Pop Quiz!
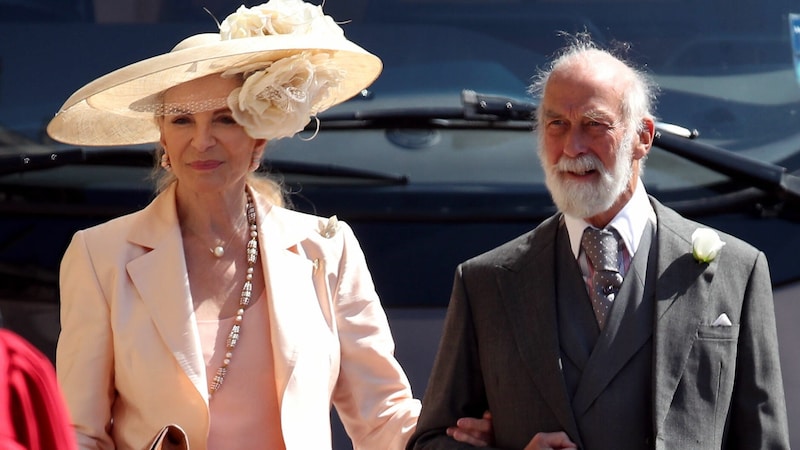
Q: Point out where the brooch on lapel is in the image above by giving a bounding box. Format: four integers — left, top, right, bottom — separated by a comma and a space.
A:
312, 216, 339, 275
318, 215, 340, 239
691, 227, 725, 263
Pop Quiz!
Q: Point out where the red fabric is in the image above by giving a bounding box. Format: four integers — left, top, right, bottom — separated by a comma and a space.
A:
0, 329, 77, 450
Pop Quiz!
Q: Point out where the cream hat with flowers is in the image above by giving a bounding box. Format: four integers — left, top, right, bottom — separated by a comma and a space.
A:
46, 0, 382, 146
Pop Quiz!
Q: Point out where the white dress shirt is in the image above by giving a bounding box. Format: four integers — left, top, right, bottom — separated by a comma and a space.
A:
564, 178, 657, 281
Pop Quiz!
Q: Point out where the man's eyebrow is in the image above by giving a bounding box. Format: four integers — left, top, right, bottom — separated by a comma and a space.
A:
540, 108, 617, 126
584, 109, 614, 121
585, 110, 624, 128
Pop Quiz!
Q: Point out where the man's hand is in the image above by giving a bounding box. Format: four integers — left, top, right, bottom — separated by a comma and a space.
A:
447, 411, 493, 447
524, 431, 577, 450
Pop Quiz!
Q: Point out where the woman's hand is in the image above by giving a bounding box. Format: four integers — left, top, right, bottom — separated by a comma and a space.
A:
447, 411, 494, 447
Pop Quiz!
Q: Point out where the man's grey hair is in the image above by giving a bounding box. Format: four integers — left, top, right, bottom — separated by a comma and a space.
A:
528, 32, 659, 135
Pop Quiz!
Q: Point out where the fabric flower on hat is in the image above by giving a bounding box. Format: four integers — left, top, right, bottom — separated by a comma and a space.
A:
218, 0, 345, 139
226, 52, 342, 140
691, 227, 725, 263
220, 0, 343, 39
219, 5, 269, 39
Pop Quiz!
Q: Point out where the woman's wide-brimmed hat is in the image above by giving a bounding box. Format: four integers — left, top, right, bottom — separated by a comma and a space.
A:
46, 0, 383, 146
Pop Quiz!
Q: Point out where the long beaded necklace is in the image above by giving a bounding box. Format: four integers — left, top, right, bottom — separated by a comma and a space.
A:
208, 191, 258, 398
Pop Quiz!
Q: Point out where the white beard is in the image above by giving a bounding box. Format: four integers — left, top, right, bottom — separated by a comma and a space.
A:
541, 130, 635, 219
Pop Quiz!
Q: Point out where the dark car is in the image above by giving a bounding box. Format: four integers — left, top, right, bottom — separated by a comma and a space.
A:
1, 0, 799, 447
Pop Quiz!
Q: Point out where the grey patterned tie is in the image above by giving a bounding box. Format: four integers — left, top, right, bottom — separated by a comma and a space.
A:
581, 227, 623, 330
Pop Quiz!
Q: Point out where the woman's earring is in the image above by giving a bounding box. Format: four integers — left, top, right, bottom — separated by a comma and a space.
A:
161, 153, 172, 171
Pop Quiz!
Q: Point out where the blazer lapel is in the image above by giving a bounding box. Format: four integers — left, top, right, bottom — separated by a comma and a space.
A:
650, 199, 718, 434
123, 185, 327, 439
497, 214, 581, 442
251, 192, 322, 411
125, 185, 209, 400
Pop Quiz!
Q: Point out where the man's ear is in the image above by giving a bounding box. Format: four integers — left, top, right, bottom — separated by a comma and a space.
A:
634, 118, 655, 160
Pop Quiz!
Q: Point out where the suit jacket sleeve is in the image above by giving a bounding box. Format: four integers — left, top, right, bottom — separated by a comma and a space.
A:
407, 263, 493, 450
56, 231, 116, 450
329, 223, 421, 450
726, 251, 789, 449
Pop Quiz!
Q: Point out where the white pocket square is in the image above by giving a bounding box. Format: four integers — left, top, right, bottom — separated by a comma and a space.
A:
711, 313, 733, 327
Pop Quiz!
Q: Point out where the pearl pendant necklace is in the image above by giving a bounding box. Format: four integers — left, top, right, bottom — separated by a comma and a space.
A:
209, 191, 258, 398
209, 207, 247, 259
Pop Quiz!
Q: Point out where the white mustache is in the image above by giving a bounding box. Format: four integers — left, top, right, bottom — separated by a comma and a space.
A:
554, 154, 604, 175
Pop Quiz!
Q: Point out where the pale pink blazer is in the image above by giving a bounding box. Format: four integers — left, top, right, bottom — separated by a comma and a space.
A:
56, 183, 420, 450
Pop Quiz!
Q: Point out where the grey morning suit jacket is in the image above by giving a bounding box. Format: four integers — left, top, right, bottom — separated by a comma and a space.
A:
408, 197, 790, 450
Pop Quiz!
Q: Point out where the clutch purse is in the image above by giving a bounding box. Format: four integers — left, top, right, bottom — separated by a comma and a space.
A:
149, 424, 189, 450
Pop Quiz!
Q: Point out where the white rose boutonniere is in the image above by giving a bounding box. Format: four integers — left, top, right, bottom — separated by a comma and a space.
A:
319, 215, 340, 239
691, 228, 725, 263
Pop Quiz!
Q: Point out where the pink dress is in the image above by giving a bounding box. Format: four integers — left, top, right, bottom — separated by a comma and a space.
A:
197, 292, 285, 449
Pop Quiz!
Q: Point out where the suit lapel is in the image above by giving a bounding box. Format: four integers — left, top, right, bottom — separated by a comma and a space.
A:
555, 223, 598, 377
125, 185, 209, 399
572, 221, 656, 415
650, 199, 718, 433
497, 214, 581, 442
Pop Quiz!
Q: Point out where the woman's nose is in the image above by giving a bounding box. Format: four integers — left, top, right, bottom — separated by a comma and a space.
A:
191, 122, 216, 149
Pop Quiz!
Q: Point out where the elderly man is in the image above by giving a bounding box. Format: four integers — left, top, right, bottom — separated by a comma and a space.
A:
407, 35, 790, 450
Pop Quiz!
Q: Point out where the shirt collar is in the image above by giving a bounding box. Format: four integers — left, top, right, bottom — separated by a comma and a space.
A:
564, 178, 657, 259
